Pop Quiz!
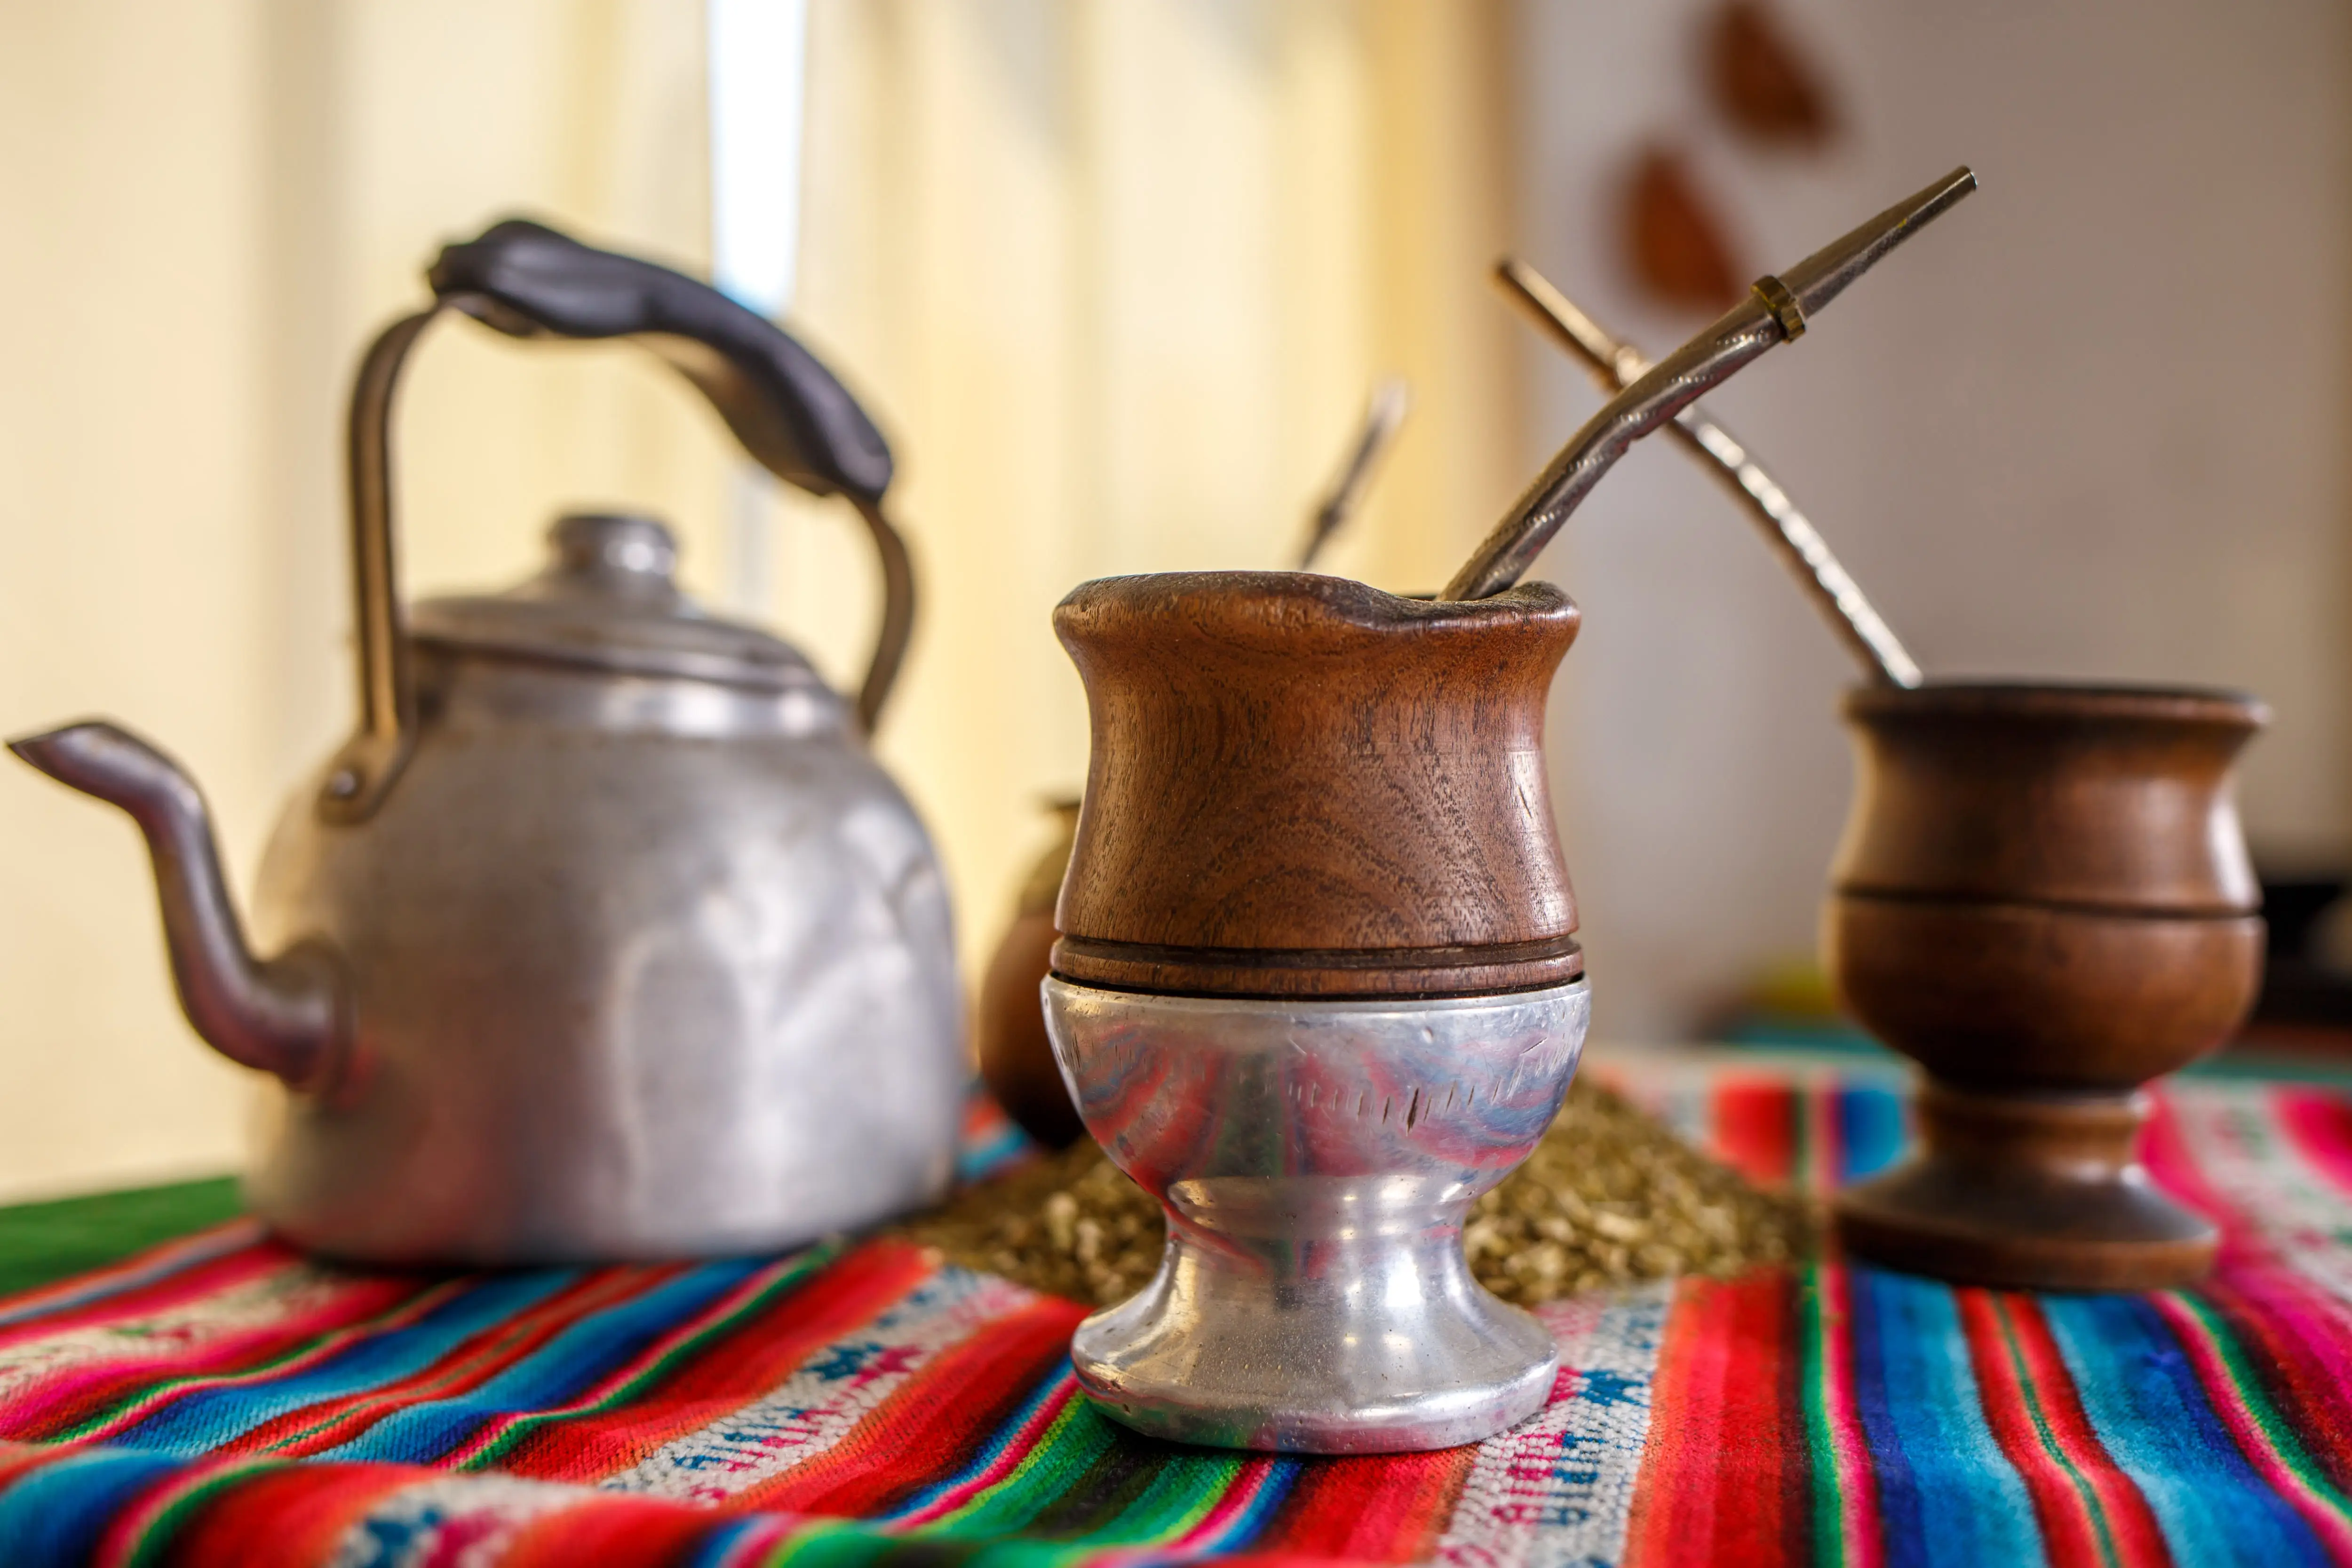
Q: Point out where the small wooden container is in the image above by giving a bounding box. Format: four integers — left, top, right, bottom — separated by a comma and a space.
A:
1828, 682, 2267, 1291
1049, 571, 1584, 999
976, 800, 1084, 1148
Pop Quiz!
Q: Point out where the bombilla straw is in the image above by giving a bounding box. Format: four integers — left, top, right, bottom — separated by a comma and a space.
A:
1494, 259, 1922, 687
1440, 165, 1976, 601
1297, 378, 1410, 570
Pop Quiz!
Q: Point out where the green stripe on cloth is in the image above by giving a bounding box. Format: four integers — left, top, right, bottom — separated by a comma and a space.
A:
0, 1177, 240, 1296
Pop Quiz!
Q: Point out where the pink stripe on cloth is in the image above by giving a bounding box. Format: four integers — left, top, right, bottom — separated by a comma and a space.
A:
1811, 1263, 1885, 1568
0, 1233, 291, 1349
0, 1221, 269, 1331
2273, 1089, 2352, 1204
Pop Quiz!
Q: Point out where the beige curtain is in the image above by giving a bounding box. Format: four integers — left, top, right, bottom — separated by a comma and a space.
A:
0, 0, 1518, 1201
781, 0, 1522, 991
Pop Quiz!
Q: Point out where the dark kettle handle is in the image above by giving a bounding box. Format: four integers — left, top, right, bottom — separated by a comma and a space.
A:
326, 221, 915, 820
428, 219, 891, 505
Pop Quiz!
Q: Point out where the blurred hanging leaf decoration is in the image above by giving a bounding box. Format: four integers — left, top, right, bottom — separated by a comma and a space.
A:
1706, 0, 1838, 149
1615, 2, 1842, 315
1621, 144, 1744, 314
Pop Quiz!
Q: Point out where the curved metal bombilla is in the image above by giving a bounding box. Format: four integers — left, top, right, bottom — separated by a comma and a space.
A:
1296, 378, 1410, 570
1441, 165, 1977, 602
1493, 258, 1922, 687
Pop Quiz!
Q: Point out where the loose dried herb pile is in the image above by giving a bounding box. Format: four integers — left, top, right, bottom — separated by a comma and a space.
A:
1464, 1077, 1812, 1300
898, 1077, 1813, 1306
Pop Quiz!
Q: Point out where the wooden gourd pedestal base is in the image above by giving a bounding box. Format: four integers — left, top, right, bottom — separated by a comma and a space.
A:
1835, 1078, 2214, 1292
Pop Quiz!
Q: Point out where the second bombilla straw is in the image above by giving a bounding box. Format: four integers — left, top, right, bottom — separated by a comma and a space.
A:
1298, 378, 1410, 570
1440, 166, 1976, 602
1494, 259, 1922, 688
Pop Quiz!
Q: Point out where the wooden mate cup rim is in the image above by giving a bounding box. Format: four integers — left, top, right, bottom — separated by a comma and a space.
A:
1844, 678, 2268, 731
1049, 570, 1583, 1000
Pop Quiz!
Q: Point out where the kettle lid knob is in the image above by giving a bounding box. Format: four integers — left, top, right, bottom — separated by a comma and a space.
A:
549, 512, 679, 586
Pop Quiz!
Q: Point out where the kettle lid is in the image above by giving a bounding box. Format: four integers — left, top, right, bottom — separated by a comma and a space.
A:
409, 512, 828, 695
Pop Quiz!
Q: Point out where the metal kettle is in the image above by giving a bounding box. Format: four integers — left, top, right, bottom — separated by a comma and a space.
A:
9, 220, 962, 1264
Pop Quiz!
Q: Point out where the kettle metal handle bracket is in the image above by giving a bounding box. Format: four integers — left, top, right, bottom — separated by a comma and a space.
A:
320, 222, 917, 823
319, 307, 437, 823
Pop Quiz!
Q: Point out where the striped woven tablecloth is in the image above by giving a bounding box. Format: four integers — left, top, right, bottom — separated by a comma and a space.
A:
0, 1052, 2348, 1567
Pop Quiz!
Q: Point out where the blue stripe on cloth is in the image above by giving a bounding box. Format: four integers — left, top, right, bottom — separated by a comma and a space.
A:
1198, 1461, 1300, 1554
0, 1446, 187, 1567
682, 1515, 775, 1568
2042, 1293, 2331, 1567
309, 1258, 769, 1464
1836, 1083, 1908, 1184
958, 1123, 1035, 1185
103, 1269, 582, 1454
1848, 1265, 2045, 1568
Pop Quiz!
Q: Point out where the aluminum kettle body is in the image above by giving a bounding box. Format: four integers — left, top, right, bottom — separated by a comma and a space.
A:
240, 647, 961, 1263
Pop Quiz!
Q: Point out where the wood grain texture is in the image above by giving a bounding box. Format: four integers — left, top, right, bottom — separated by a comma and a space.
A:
1827, 680, 2267, 1291
1827, 897, 2264, 1090
1833, 682, 2267, 913
1049, 572, 1582, 999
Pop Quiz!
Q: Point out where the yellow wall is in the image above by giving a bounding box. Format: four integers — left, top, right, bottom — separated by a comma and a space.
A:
0, 1, 278, 1198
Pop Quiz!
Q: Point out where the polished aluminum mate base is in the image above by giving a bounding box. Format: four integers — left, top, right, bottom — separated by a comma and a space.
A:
1043, 977, 1590, 1453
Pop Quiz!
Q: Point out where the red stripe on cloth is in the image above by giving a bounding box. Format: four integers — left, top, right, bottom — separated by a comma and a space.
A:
1956, 1290, 2169, 1568
1261, 1443, 1474, 1562
0, 1221, 267, 1329
1623, 1272, 1808, 1565
739, 1291, 1088, 1517
471, 1242, 936, 1479
1211, 1553, 1408, 1568
497, 1496, 727, 1567
1999, 1297, 2172, 1566
0, 1241, 296, 1352
2137, 1092, 2230, 1232
1711, 1078, 1800, 1188
1621, 1279, 1717, 1562
140, 1459, 420, 1568
2273, 1090, 2352, 1201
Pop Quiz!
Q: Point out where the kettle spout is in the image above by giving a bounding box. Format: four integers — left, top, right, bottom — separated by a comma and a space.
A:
8, 722, 344, 1088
